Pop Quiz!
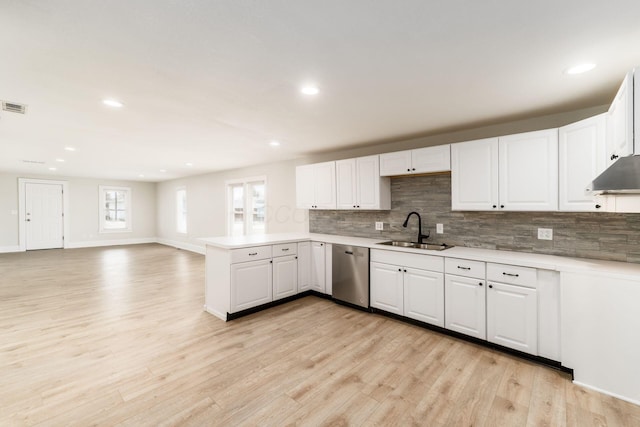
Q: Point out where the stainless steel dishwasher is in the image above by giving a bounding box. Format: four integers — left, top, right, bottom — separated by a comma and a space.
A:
332, 244, 370, 308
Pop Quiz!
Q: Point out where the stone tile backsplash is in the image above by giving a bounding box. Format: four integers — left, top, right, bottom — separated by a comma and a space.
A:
309, 174, 640, 263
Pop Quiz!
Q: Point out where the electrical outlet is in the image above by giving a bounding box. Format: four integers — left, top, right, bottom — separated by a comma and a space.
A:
436, 223, 444, 234
375, 221, 384, 231
537, 228, 553, 240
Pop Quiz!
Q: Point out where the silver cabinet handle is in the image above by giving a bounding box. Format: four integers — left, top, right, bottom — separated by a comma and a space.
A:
248, 252, 258, 256
282, 248, 289, 251
502, 272, 519, 277
457, 266, 471, 270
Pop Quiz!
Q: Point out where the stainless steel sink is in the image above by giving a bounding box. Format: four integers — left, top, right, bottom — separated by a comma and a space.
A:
378, 241, 453, 251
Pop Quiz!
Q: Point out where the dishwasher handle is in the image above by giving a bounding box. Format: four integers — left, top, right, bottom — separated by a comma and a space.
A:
344, 250, 354, 255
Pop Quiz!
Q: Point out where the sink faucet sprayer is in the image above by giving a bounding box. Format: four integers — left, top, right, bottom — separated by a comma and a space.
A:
403, 211, 430, 244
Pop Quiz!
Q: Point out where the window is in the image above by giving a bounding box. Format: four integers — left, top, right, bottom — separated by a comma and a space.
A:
99, 186, 132, 233
226, 177, 266, 237
176, 187, 187, 234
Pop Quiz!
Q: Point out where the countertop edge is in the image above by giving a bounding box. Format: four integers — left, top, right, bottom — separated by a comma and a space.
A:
199, 233, 640, 280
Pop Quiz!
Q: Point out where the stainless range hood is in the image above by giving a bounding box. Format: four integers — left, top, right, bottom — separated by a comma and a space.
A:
591, 155, 640, 194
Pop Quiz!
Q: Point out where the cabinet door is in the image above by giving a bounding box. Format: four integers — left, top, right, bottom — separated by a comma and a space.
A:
370, 262, 404, 315
559, 114, 607, 212
607, 70, 634, 165
404, 268, 444, 327
445, 275, 486, 339
487, 281, 537, 355
314, 162, 337, 209
336, 159, 357, 209
297, 242, 311, 291
295, 165, 315, 209
356, 155, 381, 209
499, 129, 558, 211
412, 145, 451, 173
311, 241, 326, 293
273, 255, 298, 300
379, 150, 412, 176
230, 259, 273, 313
451, 138, 499, 211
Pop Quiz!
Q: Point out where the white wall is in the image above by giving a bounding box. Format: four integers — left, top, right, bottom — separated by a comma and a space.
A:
156, 159, 307, 253
0, 173, 156, 251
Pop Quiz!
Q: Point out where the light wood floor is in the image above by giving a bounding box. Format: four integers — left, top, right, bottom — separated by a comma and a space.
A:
1, 244, 639, 426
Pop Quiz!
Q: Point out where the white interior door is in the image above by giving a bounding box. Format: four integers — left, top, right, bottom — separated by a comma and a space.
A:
25, 183, 64, 250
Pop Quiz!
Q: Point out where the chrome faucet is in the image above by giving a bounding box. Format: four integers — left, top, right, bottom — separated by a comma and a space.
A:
403, 211, 430, 244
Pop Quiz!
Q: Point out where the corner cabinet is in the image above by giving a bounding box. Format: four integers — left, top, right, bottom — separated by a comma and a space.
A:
336, 155, 390, 210
379, 145, 451, 176
559, 113, 607, 212
451, 129, 558, 211
295, 161, 336, 209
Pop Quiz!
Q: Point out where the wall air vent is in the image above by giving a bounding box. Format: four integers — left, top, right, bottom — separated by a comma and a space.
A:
2, 101, 27, 114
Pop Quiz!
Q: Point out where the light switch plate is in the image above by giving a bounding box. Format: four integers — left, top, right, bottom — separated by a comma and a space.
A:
375, 222, 384, 231
436, 223, 443, 234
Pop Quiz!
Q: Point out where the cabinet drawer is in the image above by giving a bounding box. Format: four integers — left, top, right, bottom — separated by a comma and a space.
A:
231, 245, 272, 264
272, 243, 297, 257
445, 258, 486, 279
487, 263, 536, 288
371, 249, 443, 272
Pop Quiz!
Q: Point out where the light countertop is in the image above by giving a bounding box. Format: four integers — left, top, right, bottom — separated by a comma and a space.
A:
200, 233, 640, 280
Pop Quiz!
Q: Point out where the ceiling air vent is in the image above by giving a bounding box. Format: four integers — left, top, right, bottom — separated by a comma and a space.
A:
2, 101, 27, 114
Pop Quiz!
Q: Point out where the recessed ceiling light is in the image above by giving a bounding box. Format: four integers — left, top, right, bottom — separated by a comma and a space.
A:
301, 86, 319, 95
185, 162, 193, 167
64, 146, 76, 152
48, 167, 57, 171
269, 140, 281, 147
159, 169, 167, 173
138, 174, 145, 178
565, 63, 597, 75
55, 158, 65, 162
103, 99, 124, 108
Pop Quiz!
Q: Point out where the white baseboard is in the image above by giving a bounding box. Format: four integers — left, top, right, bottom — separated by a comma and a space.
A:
65, 237, 157, 249
204, 305, 227, 321
572, 381, 640, 407
0, 245, 22, 254
156, 238, 205, 255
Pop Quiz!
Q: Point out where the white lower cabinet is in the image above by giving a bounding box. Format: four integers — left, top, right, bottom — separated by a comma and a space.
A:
444, 274, 486, 339
486, 263, 538, 355
273, 255, 298, 300
370, 262, 404, 315
487, 281, 537, 354
230, 259, 273, 313
370, 249, 445, 327
297, 242, 311, 292
404, 268, 445, 327
311, 241, 326, 293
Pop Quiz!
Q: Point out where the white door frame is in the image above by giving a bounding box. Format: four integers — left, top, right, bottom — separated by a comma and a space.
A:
18, 178, 70, 251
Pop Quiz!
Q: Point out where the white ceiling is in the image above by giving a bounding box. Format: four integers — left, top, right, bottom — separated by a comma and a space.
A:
1, 0, 640, 182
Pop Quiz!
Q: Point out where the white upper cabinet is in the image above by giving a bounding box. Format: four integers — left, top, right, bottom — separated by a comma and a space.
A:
451, 138, 499, 210
606, 70, 635, 165
559, 114, 607, 212
379, 145, 451, 176
452, 129, 558, 211
499, 129, 558, 211
336, 155, 390, 210
295, 161, 336, 209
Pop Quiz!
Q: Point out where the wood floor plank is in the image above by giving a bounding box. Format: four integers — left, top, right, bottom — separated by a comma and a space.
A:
2, 244, 640, 426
